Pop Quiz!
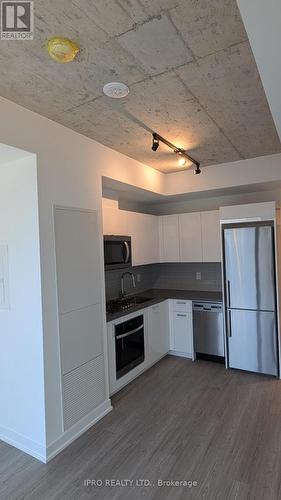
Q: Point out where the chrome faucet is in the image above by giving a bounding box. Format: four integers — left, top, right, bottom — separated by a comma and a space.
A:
121, 272, 136, 298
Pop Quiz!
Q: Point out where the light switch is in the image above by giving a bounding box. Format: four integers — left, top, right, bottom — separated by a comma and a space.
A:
196, 272, 202, 281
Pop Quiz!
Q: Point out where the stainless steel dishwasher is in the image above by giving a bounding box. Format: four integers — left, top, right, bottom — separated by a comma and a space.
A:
193, 302, 224, 362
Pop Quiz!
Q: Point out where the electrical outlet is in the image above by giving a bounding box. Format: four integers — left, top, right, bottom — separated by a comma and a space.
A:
137, 274, 141, 283
196, 272, 202, 281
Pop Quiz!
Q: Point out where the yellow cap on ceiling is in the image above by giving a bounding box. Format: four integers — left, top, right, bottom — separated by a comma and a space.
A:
47, 37, 80, 63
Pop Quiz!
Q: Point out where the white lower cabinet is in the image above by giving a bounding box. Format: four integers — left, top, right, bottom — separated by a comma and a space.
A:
170, 300, 194, 359
172, 312, 193, 357
107, 299, 194, 394
147, 301, 170, 364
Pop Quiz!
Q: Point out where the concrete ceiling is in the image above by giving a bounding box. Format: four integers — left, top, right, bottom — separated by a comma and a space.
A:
0, 0, 280, 173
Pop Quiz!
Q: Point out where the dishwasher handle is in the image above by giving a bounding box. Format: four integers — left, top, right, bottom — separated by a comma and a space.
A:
193, 302, 222, 312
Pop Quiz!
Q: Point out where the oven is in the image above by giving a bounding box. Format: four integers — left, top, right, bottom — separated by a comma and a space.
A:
115, 314, 145, 379
104, 235, 132, 270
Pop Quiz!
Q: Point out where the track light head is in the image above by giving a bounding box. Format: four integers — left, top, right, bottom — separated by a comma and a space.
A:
152, 133, 159, 152
178, 157, 186, 167
150, 131, 200, 172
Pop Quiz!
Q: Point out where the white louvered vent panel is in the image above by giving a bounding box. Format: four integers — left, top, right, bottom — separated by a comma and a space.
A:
62, 355, 105, 430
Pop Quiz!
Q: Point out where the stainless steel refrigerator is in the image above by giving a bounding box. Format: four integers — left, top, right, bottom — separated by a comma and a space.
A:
222, 222, 279, 376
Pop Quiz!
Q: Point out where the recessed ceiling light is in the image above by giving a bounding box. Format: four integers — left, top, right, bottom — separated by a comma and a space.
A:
103, 82, 130, 99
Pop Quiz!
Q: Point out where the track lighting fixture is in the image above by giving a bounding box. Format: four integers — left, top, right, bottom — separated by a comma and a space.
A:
151, 132, 201, 173
152, 133, 160, 152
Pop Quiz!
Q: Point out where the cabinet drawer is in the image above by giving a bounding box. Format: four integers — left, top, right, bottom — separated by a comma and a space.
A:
173, 299, 192, 313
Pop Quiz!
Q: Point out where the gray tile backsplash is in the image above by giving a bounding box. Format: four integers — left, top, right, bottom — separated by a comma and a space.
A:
151, 263, 222, 292
105, 265, 154, 300
105, 262, 222, 301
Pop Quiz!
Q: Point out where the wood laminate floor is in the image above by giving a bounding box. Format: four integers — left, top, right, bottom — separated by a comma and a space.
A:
1, 356, 281, 500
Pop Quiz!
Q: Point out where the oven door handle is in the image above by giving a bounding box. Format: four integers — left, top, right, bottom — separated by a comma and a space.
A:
116, 325, 143, 340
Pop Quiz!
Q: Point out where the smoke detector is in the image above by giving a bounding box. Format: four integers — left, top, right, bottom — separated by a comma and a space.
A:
103, 82, 130, 99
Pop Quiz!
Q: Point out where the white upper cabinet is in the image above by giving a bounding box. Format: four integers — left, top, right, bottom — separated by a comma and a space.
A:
201, 210, 221, 262
103, 201, 221, 265
102, 206, 129, 236
126, 211, 159, 266
179, 212, 202, 262
103, 205, 159, 266
159, 215, 180, 262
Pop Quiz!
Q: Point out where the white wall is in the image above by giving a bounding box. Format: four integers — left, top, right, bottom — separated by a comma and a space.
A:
164, 154, 281, 196
0, 154, 45, 459
0, 96, 165, 454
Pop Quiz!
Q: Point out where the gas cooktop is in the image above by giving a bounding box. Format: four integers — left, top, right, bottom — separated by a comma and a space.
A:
106, 298, 134, 314
106, 295, 153, 314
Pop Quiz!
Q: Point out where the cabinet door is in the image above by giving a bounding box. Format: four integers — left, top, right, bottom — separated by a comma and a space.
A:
179, 212, 202, 262
159, 215, 180, 262
127, 212, 159, 266
148, 301, 170, 362
173, 311, 193, 357
102, 207, 129, 236
54, 207, 104, 372
201, 210, 221, 262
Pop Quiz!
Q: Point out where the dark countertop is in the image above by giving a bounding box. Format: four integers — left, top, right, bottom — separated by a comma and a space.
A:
106, 288, 223, 322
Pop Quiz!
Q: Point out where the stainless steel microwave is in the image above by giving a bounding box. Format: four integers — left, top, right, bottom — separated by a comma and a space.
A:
104, 235, 132, 270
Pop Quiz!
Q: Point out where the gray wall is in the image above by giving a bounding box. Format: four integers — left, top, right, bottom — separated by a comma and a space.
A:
105, 262, 222, 301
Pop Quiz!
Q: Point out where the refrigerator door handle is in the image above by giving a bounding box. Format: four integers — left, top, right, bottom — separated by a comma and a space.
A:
226, 280, 231, 308
227, 309, 232, 337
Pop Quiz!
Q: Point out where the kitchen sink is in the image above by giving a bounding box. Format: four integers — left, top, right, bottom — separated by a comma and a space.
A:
130, 296, 153, 305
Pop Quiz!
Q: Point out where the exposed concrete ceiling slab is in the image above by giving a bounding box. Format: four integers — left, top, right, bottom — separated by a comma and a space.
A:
170, 0, 248, 58
0, 0, 279, 173
237, 0, 281, 140
176, 42, 281, 158
117, 14, 193, 75
134, 0, 179, 18
55, 71, 241, 173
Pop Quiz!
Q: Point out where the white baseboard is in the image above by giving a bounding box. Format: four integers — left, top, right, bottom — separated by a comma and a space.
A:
0, 399, 112, 464
46, 399, 112, 462
0, 425, 46, 462
169, 350, 193, 359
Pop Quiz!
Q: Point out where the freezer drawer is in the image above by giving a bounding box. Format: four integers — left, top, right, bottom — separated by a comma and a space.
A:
227, 309, 278, 376
193, 302, 224, 357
